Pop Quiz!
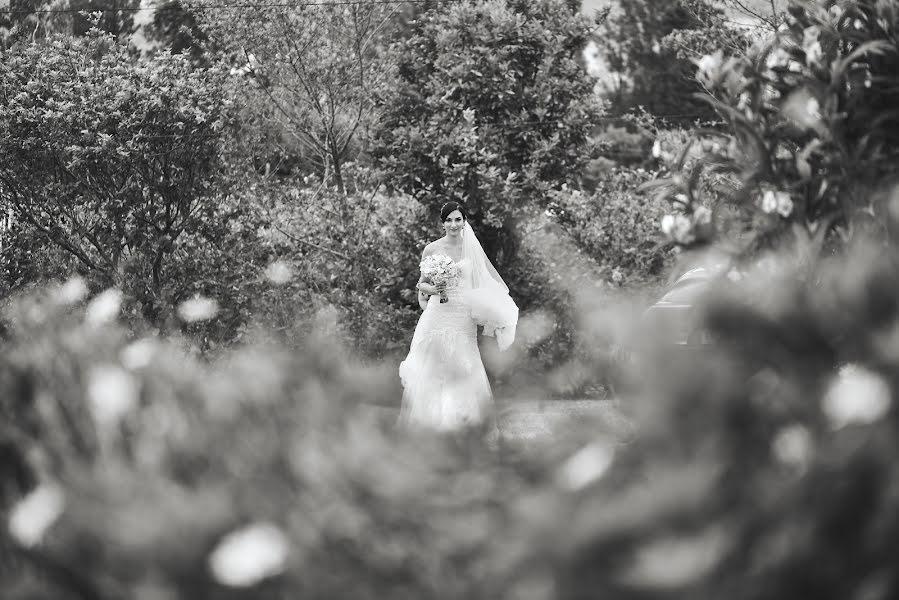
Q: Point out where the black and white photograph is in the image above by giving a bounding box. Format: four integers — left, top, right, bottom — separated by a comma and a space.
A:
2, 0, 899, 597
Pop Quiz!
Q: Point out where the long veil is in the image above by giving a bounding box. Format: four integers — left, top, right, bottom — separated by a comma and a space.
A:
461, 222, 519, 350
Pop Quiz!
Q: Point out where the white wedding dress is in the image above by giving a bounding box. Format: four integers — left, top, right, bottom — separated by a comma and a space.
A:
398, 257, 494, 430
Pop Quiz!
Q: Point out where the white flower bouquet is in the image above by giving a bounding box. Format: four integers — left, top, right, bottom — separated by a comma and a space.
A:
420, 254, 461, 303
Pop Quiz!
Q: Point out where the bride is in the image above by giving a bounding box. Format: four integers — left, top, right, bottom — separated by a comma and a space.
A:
398, 201, 518, 431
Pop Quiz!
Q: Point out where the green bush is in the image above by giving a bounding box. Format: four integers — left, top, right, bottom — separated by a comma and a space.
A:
5, 205, 899, 599
651, 0, 899, 258
549, 168, 674, 284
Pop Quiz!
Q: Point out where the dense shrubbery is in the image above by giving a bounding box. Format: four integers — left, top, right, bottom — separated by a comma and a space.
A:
548, 168, 674, 284
4, 202, 899, 598
652, 0, 899, 258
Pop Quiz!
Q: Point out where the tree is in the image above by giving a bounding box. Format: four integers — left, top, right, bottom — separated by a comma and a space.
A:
372, 0, 604, 261
0, 32, 234, 317
596, 0, 736, 123
189, 0, 398, 194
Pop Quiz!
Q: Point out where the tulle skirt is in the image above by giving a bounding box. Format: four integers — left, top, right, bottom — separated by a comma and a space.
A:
398, 293, 493, 431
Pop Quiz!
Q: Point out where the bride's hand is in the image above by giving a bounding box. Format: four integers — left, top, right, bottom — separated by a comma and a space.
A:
417, 282, 439, 295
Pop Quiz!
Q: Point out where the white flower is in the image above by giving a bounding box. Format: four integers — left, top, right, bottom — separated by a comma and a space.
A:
85, 288, 123, 326
9, 485, 65, 547
765, 47, 791, 70
177, 296, 219, 323
771, 424, 813, 469
661, 214, 676, 237
822, 364, 892, 429
693, 206, 712, 225
805, 36, 824, 67
696, 52, 722, 79
120, 338, 158, 370
651, 139, 662, 158
805, 98, 822, 121
761, 190, 779, 214
556, 440, 614, 491
775, 192, 794, 217
661, 213, 694, 245
209, 522, 289, 587
57, 277, 88, 306
87, 365, 138, 429
611, 268, 624, 284
651, 40, 661, 54
264, 260, 293, 285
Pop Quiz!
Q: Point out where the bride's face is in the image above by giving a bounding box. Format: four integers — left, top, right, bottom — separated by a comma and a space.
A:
443, 210, 464, 238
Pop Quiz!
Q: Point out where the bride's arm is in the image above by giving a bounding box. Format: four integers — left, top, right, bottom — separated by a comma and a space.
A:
416, 245, 438, 309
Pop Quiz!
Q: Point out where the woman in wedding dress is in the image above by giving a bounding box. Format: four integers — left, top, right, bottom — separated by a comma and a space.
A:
398, 202, 518, 431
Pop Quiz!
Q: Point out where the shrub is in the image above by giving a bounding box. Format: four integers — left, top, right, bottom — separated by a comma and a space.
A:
650, 0, 899, 259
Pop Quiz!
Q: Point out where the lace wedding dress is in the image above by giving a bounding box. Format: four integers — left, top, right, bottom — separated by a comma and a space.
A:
398, 257, 494, 430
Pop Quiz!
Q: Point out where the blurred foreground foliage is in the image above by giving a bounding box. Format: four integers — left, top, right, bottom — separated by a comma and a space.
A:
3, 214, 899, 598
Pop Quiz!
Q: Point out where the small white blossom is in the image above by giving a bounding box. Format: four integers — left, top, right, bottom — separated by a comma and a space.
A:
765, 47, 791, 70
805, 98, 822, 121
651, 139, 662, 158
661, 213, 694, 245
57, 277, 88, 306
8, 485, 65, 547
823, 364, 892, 429
693, 206, 712, 225
177, 296, 219, 323
772, 424, 813, 469
209, 522, 289, 587
726, 268, 743, 282
696, 52, 722, 77
87, 365, 139, 430
557, 440, 614, 491
761, 190, 779, 214
120, 338, 158, 370
776, 192, 794, 217
264, 260, 294, 285
85, 288, 123, 326
807, 41, 823, 65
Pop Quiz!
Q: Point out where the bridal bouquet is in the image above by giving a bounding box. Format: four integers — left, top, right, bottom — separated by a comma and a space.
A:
420, 254, 460, 304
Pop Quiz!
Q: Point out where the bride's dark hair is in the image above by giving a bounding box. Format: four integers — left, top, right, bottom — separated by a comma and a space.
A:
440, 201, 467, 222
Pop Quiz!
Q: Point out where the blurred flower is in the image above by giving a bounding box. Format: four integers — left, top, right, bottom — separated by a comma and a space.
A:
121, 338, 158, 370
693, 206, 712, 226
209, 522, 289, 587
620, 528, 728, 588
771, 424, 813, 469
264, 260, 294, 285
776, 192, 794, 217
761, 190, 791, 215
765, 47, 791, 70
726, 268, 743, 282
822, 364, 892, 429
177, 295, 219, 323
782, 88, 824, 130
611, 267, 624, 284
57, 276, 88, 305
803, 27, 824, 67
661, 213, 694, 245
651, 139, 662, 158
85, 288, 123, 326
556, 440, 614, 491
696, 51, 723, 87
8, 485, 65, 547
87, 365, 139, 430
